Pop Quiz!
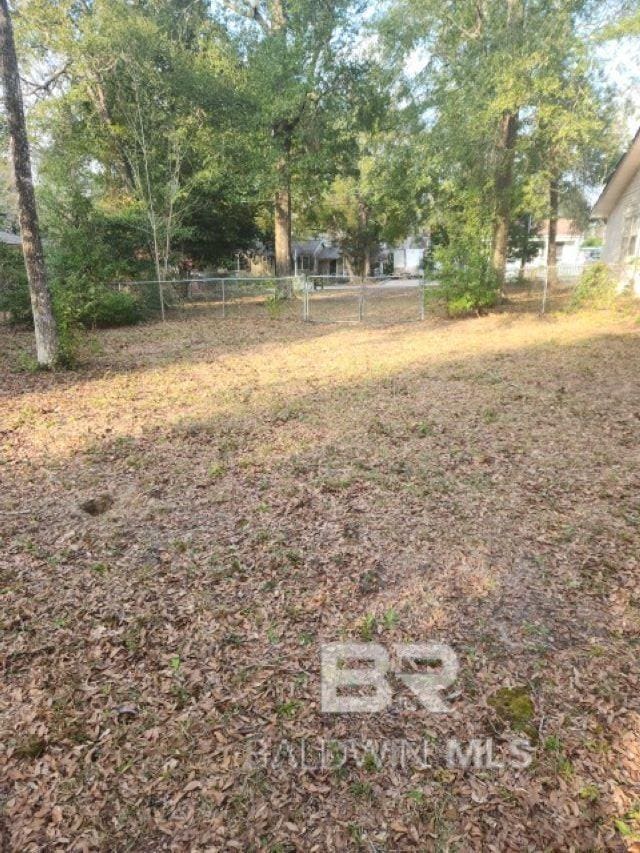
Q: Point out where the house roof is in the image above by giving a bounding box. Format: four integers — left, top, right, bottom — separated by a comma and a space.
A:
0, 230, 21, 246
537, 218, 583, 239
318, 245, 342, 261
294, 240, 346, 260
293, 240, 325, 255
592, 127, 640, 219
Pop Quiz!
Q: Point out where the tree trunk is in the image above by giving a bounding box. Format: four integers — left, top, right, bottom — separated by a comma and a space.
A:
491, 110, 518, 290
0, 0, 58, 366
547, 178, 559, 289
359, 197, 371, 278
519, 215, 531, 277
275, 182, 292, 278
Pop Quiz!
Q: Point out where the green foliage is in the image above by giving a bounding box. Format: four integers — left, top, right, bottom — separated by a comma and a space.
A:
265, 287, 288, 319
508, 216, 544, 268
382, 0, 621, 286
434, 236, 500, 318
570, 263, 618, 310
10, 0, 634, 360
77, 289, 143, 328
359, 613, 377, 641
0, 244, 31, 325
23, 0, 260, 282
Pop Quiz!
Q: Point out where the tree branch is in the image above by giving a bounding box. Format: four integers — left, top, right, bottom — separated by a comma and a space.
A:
20, 61, 71, 96
221, 0, 271, 32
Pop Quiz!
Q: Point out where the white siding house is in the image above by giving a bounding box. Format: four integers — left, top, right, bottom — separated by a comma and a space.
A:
593, 127, 640, 295
392, 238, 426, 276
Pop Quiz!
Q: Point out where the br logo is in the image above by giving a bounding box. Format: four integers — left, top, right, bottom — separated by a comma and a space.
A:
321, 642, 459, 714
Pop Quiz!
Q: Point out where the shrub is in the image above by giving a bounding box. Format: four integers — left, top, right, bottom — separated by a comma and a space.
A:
49, 286, 143, 367
0, 244, 32, 325
570, 262, 617, 310
266, 283, 291, 318
433, 238, 500, 317
77, 289, 143, 328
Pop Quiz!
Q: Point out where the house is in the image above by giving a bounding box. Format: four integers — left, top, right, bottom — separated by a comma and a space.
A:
293, 239, 346, 277
504, 218, 592, 280
539, 219, 585, 268
241, 238, 348, 277
241, 236, 394, 278
592, 127, 640, 294
392, 237, 427, 276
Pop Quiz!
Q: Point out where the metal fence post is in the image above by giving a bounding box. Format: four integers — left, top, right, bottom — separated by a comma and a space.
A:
359, 279, 365, 322
541, 266, 549, 315
159, 280, 166, 323
222, 279, 226, 318
420, 278, 426, 321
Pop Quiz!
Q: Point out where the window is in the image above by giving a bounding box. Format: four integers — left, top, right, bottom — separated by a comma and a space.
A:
299, 255, 312, 271
620, 209, 640, 261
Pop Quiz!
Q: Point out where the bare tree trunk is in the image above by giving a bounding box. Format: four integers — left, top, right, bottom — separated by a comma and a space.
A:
547, 178, 559, 289
275, 170, 292, 277
0, 0, 58, 366
491, 109, 518, 290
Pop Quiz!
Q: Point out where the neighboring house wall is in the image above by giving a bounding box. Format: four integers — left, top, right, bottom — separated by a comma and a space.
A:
393, 246, 424, 275
317, 257, 345, 276
593, 127, 640, 295
538, 234, 583, 267
554, 238, 582, 266
602, 167, 640, 267
506, 220, 586, 277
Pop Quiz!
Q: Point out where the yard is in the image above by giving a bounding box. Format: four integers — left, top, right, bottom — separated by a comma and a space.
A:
1, 298, 640, 850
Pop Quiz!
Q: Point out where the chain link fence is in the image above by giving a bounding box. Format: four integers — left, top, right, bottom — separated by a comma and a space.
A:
111, 276, 302, 321
302, 277, 426, 324
111, 263, 639, 326
505, 262, 638, 313
111, 275, 427, 324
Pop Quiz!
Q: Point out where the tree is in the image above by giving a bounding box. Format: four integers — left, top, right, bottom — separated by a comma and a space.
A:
219, 0, 367, 276
307, 118, 428, 275
526, 26, 616, 287
0, 0, 58, 365
508, 215, 544, 272
382, 0, 621, 293
19, 0, 257, 285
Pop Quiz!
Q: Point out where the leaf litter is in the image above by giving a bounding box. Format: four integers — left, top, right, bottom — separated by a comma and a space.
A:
1, 298, 640, 850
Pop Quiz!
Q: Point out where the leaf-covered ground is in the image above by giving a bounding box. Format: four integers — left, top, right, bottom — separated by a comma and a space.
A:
1, 298, 640, 851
